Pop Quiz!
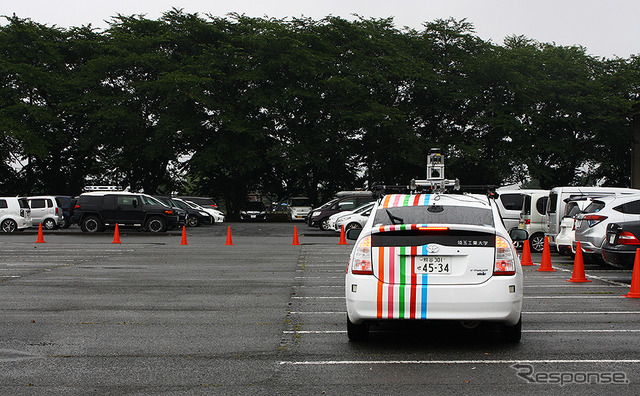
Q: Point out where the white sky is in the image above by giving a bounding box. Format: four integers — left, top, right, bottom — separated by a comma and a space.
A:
2, 0, 639, 58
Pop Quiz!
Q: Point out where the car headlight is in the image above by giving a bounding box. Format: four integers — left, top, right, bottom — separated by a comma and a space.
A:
311, 211, 321, 217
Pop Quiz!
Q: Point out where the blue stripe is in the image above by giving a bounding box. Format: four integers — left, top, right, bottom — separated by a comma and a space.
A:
421, 244, 429, 319
423, 194, 431, 206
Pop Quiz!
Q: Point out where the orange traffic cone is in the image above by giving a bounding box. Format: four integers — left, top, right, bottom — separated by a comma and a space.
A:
339, 225, 348, 245
180, 226, 188, 245
567, 241, 591, 282
521, 239, 534, 266
112, 223, 121, 244
624, 248, 640, 298
225, 226, 233, 245
537, 236, 555, 272
292, 226, 300, 246
35, 223, 46, 243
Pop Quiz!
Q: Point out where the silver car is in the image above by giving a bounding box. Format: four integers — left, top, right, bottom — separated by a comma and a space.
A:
573, 194, 640, 263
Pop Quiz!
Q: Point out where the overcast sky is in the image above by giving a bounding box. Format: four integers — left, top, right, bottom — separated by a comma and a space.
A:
2, 0, 638, 58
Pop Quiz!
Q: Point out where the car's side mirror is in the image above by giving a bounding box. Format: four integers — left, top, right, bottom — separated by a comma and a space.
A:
509, 228, 529, 242
346, 229, 362, 240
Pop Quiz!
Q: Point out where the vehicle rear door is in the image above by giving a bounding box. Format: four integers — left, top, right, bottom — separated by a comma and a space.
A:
29, 199, 47, 224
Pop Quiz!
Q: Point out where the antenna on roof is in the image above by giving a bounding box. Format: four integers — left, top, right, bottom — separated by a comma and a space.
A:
411, 148, 460, 193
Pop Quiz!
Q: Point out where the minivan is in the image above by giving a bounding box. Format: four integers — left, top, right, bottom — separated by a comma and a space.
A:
518, 191, 549, 252
0, 197, 32, 233
27, 196, 64, 230
495, 188, 548, 231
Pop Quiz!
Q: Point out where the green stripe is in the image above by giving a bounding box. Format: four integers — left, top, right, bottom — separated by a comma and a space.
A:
399, 246, 406, 319
403, 194, 411, 207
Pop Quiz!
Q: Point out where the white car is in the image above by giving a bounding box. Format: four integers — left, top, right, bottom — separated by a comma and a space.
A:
334, 202, 374, 232
184, 200, 225, 223
286, 196, 312, 221
0, 197, 32, 232
345, 192, 526, 342
27, 195, 64, 230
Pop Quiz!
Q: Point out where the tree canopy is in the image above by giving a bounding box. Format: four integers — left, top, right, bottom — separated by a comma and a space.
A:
1, 10, 638, 209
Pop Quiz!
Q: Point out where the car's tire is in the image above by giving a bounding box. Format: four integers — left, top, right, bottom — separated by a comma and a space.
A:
81, 216, 102, 233
346, 222, 362, 231
347, 315, 369, 342
43, 218, 57, 230
61, 217, 71, 229
320, 218, 331, 231
187, 215, 199, 227
500, 315, 522, 343
146, 216, 166, 233
1, 219, 18, 233
529, 233, 545, 253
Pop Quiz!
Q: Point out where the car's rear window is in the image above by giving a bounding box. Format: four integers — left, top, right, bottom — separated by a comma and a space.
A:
583, 200, 605, 214
373, 205, 494, 227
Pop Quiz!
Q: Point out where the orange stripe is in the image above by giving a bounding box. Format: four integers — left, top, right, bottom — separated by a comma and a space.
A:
377, 247, 385, 318
382, 195, 392, 208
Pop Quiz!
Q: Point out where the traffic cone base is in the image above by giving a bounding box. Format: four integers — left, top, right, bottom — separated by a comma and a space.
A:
112, 223, 121, 244
521, 239, 533, 266
537, 236, 555, 272
225, 226, 233, 245
624, 248, 640, 298
180, 226, 188, 245
338, 225, 347, 245
567, 241, 591, 282
292, 226, 300, 246
35, 223, 46, 243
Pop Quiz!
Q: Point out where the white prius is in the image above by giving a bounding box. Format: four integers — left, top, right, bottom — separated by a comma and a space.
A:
345, 192, 526, 342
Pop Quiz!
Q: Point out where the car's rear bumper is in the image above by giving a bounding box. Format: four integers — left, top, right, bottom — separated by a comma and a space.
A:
346, 274, 523, 326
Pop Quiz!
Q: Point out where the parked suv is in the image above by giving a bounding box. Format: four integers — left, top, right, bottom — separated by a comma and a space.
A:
72, 192, 178, 233
0, 197, 32, 233
308, 193, 375, 230
27, 196, 64, 230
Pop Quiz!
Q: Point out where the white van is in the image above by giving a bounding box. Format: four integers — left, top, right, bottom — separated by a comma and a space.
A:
0, 197, 32, 232
27, 196, 64, 230
545, 186, 640, 251
495, 188, 548, 231
518, 191, 550, 252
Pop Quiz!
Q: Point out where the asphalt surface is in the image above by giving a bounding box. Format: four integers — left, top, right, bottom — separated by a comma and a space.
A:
0, 223, 638, 394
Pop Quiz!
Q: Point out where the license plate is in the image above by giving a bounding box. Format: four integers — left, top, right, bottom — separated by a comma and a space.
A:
415, 256, 451, 274
251, 215, 256, 218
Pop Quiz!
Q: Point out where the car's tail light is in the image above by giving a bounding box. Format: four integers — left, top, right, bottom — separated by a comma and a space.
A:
494, 236, 516, 275
74, 204, 81, 210
572, 218, 576, 231
55, 207, 59, 214
525, 219, 531, 225
350, 236, 373, 275
583, 214, 607, 228
617, 231, 640, 245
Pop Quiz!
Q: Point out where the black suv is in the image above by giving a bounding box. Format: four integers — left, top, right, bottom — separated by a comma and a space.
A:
72, 192, 178, 233
308, 193, 375, 230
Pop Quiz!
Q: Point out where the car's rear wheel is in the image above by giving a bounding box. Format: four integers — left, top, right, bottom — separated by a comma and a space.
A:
81, 216, 102, 233
1, 219, 17, 233
146, 217, 166, 233
500, 315, 522, 343
529, 233, 545, 253
43, 218, 57, 230
61, 217, 71, 228
346, 222, 362, 231
347, 315, 369, 342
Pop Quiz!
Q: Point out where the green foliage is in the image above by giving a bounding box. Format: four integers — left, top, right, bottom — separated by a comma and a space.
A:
0, 11, 637, 208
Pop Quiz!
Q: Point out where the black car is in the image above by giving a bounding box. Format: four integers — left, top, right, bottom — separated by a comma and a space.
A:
240, 201, 267, 221
171, 198, 214, 226
54, 196, 74, 228
601, 221, 640, 269
152, 196, 188, 229
308, 193, 375, 230
71, 192, 178, 233
175, 196, 219, 210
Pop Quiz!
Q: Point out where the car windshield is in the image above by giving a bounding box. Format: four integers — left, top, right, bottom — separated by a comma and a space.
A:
290, 198, 311, 206
373, 205, 494, 227
243, 202, 265, 211
353, 203, 374, 214
172, 199, 190, 210
141, 195, 165, 206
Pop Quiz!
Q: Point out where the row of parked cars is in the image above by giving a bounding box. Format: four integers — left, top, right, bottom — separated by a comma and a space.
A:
495, 186, 640, 269
0, 191, 224, 234
302, 186, 640, 270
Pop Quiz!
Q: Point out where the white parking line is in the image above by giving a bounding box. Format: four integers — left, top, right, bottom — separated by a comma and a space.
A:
283, 329, 640, 334
279, 359, 640, 365
289, 311, 640, 315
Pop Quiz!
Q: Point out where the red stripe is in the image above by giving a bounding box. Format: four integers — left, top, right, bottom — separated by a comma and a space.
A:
413, 194, 421, 206
377, 247, 384, 318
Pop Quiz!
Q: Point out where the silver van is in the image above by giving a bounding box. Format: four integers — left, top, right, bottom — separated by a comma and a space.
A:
495, 188, 548, 231
0, 197, 32, 232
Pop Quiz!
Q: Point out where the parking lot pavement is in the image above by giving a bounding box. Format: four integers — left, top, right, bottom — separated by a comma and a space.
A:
1, 224, 638, 393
